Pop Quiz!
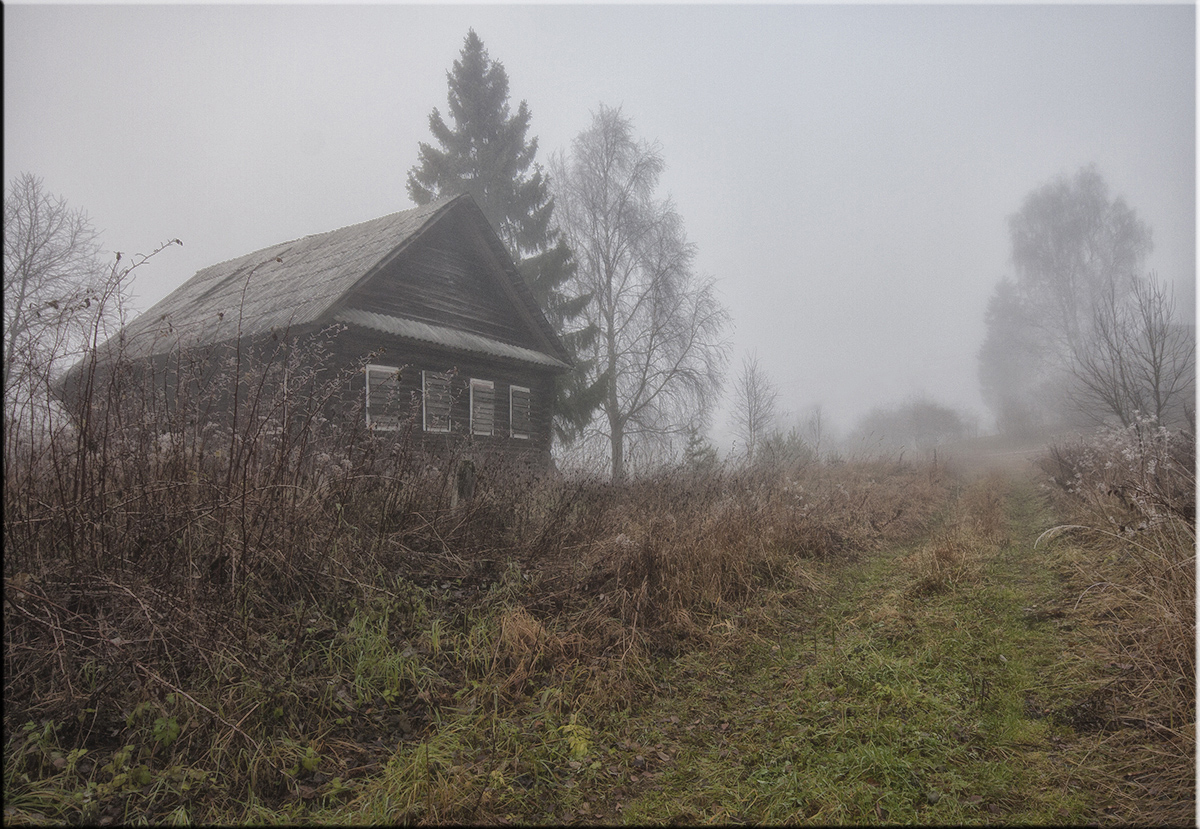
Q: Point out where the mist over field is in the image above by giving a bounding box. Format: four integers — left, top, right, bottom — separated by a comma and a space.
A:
5, 8, 1195, 824
5, 4, 1194, 463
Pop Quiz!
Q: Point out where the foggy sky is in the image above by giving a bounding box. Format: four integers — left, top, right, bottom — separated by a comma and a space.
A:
5, 3, 1195, 449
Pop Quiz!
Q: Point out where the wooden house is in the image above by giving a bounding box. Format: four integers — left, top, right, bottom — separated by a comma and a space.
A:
92, 193, 572, 466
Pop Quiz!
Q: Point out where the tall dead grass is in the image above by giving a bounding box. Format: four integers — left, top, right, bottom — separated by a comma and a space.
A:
1037, 419, 1195, 825
900, 471, 1008, 594
1038, 420, 1195, 689
4, 335, 957, 821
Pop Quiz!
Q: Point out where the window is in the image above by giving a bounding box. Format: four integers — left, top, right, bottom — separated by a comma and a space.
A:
365, 364, 403, 430
510, 385, 531, 439
470, 379, 495, 436
422, 370, 452, 433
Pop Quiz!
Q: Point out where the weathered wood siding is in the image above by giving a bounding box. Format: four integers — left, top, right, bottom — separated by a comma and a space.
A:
342, 215, 542, 352
81, 325, 559, 467
68, 196, 570, 470
332, 326, 557, 463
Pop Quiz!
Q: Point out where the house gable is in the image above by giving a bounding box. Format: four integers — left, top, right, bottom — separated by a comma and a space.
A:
107, 194, 569, 373
337, 210, 541, 352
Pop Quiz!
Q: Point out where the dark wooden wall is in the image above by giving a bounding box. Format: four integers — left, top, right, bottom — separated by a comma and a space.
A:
343, 216, 541, 352
331, 326, 558, 463
80, 326, 559, 468
77, 203, 569, 469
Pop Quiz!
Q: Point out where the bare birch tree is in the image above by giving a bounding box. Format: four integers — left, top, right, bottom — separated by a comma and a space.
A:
3, 173, 182, 468
729, 350, 778, 463
552, 105, 729, 480
800, 403, 830, 457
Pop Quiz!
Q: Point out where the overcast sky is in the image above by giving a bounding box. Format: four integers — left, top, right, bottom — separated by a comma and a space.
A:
5, 2, 1195, 447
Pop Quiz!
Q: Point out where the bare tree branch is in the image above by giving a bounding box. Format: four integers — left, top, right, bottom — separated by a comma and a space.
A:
729, 351, 779, 463
552, 106, 730, 479
1069, 271, 1195, 427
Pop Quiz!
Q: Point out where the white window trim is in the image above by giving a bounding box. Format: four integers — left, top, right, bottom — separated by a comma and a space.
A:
510, 385, 531, 440
365, 364, 403, 431
470, 378, 495, 437
422, 369, 452, 433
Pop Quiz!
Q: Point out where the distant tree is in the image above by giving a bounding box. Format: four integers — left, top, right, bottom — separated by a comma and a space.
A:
552, 105, 731, 480
729, 350, 778, 463
849, 395, 968, 454
799, 402, 832, 458
978, 279, 1050, 436
1009, 165, 1151, 353
758, 425, 817, 470
681, 423, 719, 473
1069, 272, 1195, 427
978, 165, 1153, 432
406, 29, 598, 442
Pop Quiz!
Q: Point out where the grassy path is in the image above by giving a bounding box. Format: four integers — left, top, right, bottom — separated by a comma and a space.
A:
197, 471, 1185, 825
562, 477, 1103, 824
9, 455, 1189, 825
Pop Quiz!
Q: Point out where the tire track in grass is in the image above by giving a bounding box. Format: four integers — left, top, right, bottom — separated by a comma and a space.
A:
615, 474, 1098, 825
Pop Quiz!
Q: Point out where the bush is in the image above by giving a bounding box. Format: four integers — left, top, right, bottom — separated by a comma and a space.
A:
4, 333, 958, 822
1038, 420, 1195, 778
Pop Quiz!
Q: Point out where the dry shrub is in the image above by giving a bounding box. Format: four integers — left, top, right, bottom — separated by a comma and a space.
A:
1037, 420, 1195, 825
903, 526, 984, 595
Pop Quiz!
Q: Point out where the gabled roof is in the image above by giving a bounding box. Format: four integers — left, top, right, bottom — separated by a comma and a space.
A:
109, 194, 570, 369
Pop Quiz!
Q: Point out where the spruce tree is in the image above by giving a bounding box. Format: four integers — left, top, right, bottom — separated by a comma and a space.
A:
407, 29, 600, 444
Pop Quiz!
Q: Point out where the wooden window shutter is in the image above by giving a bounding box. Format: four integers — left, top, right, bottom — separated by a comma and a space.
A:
365, 364, 403, 431
470, 379, 495, 436
510, 385, 531, 439
422, 370, 452, 433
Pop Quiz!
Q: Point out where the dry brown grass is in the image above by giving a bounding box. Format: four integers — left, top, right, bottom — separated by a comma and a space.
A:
1037, 421, 1195, 826
899, 472, 1010, 594
4, 338, 963, 821
904, 526, 984, 594
959, 470, 1011, 544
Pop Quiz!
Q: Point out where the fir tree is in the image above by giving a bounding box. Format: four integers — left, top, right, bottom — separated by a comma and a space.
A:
407, 29, 600, 443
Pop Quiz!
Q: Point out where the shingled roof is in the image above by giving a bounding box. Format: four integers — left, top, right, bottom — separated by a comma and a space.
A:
109, 194, 569, 369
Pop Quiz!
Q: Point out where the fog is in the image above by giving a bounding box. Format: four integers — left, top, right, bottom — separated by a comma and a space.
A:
5, 3, 1194, 452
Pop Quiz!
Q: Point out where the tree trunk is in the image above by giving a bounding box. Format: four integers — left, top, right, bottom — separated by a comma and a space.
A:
609, 407, 625, 482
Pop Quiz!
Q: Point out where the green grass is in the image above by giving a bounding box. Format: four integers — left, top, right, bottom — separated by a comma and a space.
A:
278, 476, 1120, 825
7, 471, 1191, 825
599, 480, 1092, 825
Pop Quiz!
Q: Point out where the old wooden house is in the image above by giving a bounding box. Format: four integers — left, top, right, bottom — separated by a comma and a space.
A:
97, 193, 572, 465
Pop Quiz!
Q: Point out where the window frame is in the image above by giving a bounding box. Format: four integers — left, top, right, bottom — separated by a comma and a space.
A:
422, 369, 453, 433
469, 378, 495, 437
365, 364, 404, 431
510, 385, 531, 440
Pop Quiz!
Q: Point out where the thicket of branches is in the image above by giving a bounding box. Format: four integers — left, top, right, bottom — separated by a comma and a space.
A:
552, 105, 730, 480
5, 174, 123, 455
